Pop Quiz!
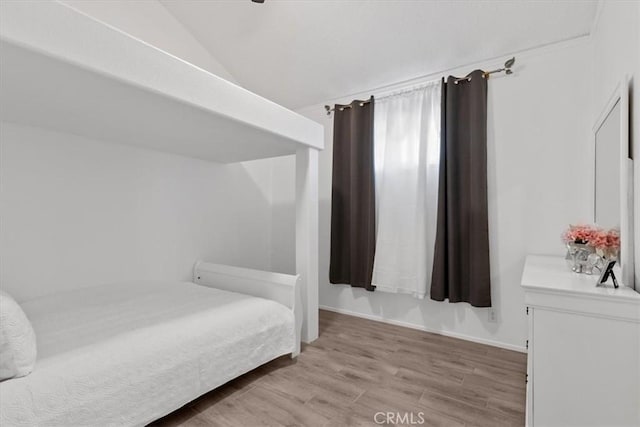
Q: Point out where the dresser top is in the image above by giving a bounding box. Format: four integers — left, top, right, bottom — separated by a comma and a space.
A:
521, 255, 640, 302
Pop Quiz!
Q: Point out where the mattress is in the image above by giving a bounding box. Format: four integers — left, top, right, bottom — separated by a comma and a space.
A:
0, 281, 295, 427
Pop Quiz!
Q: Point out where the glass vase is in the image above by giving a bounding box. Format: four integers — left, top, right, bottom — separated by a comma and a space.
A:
565, 242, 596, 274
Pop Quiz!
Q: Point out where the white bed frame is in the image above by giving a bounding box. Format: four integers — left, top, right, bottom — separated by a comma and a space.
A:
193, 261, 303, 356
0, 2, 321, 423
0, 2, 323, 346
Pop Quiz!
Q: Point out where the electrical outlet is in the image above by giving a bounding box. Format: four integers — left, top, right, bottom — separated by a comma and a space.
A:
488, 309, 497, 323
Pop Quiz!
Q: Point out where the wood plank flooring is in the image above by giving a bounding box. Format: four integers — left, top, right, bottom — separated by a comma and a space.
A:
151, 310, 527, 427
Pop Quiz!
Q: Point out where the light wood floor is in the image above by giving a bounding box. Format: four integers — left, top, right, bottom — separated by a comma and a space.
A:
151, 310, 527, 427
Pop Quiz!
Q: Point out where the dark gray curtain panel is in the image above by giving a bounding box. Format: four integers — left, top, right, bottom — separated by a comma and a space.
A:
330, 97, 376, 291
431, 70, 491, 307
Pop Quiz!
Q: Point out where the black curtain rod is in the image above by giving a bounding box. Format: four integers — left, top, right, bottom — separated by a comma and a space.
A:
324, 57, 515, 115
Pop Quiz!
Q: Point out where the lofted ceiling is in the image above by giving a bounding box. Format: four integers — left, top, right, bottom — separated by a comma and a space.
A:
161, 0, 599, 109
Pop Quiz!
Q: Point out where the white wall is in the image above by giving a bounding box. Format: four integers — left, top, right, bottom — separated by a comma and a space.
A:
60, 0, 238, 83
590, 0, 640, 289
270, 38, 593, 350
0, 123, 272, 301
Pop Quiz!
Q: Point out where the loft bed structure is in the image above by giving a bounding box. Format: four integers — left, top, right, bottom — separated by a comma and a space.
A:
0, 2, 323, 344
0, 1, 323, 424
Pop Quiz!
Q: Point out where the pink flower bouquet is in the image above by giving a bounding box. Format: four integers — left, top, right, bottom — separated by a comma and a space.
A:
589, 228, 620, 260
562, 224, 620, 261
562, 224, 599, 245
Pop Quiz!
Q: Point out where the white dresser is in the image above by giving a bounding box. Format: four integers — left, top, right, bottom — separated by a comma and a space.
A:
521, 255, 640, 427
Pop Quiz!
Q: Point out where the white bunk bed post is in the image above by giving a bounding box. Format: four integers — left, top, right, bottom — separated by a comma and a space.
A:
296, 146, 320, 343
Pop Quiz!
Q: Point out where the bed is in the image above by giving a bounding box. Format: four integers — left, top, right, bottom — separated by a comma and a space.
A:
0, 262, 302, 427
1, 2, 320, 424
0, 0, 322, 346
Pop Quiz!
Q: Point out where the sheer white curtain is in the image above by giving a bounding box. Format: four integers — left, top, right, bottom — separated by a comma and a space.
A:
372, 81, 442, 298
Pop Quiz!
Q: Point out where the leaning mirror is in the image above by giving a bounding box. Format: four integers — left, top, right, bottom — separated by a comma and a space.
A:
593, 77, 633, 289
595, 101, 621, 228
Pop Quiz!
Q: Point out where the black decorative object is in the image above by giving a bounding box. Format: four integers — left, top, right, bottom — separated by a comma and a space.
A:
597, 259, 619, 288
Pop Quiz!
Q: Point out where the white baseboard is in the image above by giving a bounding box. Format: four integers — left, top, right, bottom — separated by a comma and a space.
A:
319, 305, 527, 353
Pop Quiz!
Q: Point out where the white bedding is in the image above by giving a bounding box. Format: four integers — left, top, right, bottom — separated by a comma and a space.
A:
0, 281, 295, 427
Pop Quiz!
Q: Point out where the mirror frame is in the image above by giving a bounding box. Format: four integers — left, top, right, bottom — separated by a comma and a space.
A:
591, 76, 633, 289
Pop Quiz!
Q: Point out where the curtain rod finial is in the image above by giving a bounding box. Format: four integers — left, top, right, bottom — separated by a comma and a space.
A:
505, 57, 515, 69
